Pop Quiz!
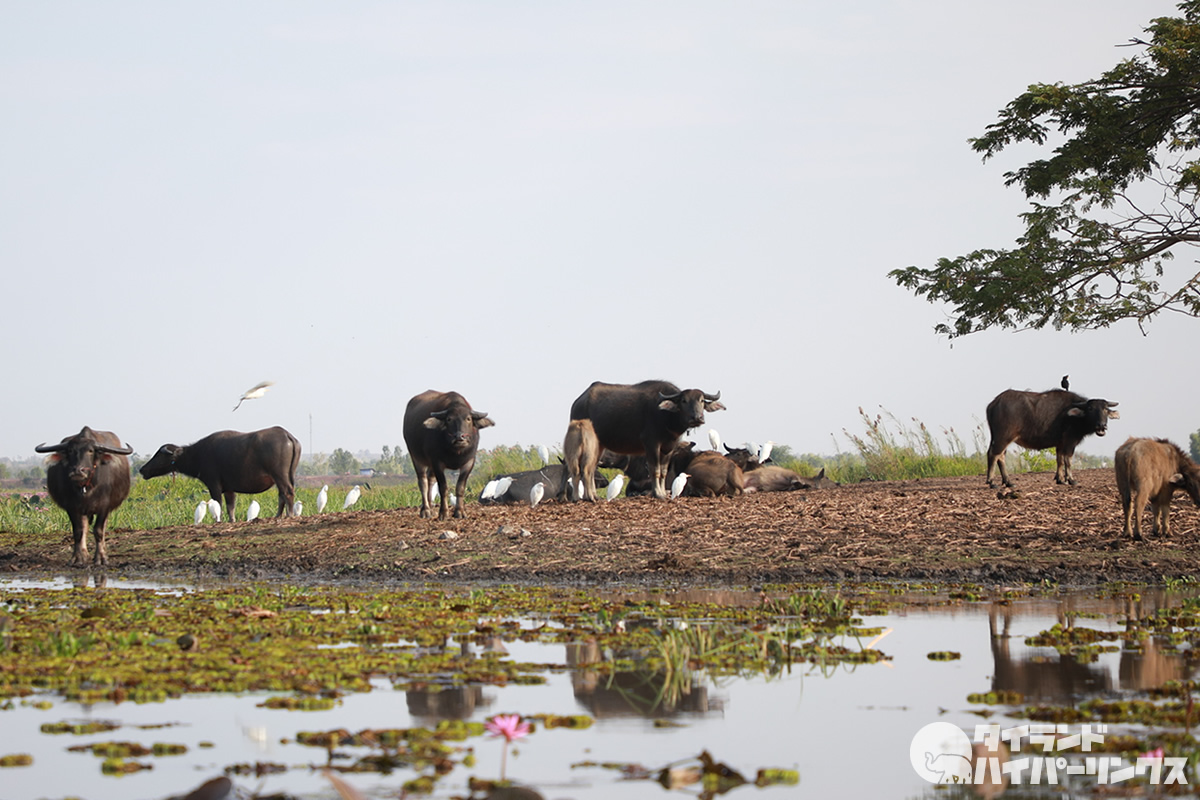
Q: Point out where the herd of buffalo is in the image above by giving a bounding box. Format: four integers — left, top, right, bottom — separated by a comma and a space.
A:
29, 379, 1200, 566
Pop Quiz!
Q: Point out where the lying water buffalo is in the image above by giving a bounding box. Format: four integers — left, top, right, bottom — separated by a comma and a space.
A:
744, 466, 837, 492
479, 464, 609, 505
1115, 437, 1200, 542
985, 388, 1119, 488
570, 380, 724, 500
140, 426, 301, 521
404, 390, 493, 519
36, 427, 134, 566
679, 451, 744, 497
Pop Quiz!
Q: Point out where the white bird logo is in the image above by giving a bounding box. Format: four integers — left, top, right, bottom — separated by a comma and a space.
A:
316, 485, 329, 514
207, 498, 222, 522
343, 485, 362, 509
246, 500, 261, 522
529, 482, 545, 509
671, 472, 690, 499
233, 380, 274, 411
606, 473, 626, 502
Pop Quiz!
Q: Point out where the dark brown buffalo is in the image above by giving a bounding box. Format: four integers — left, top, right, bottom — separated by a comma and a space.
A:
680, 451, 744, 497
722, 445, 762, 472
985, 388, 1119, 488
36, 426, 134, 566
140, 426, 301, 521
404, 390, 493, 519
1115, 437, 1200, 542
601, 442, 697, 497
570, 380, 724, 500
479, 464, 610, 505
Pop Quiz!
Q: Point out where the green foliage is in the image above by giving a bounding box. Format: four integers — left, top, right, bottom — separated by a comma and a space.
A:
836, 408, 984, 482
329, 448, 360, 475
892, 1, 1200, 336
1191, 430, 1200, 462
474, 445, 556, 480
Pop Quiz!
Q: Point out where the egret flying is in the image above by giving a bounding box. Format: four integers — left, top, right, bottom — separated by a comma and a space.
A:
246, 500, 260, 522
537, 444, 550, 465
529, 482, 545, 509
233, 380, 274, 411
316, 485, 329, 514
606, 474, 626, 501
758, 441, 775, 463
207, 498, 222, 522
344, 485, 362, 509
671, 472, 690, 499
293, 499, 303, 516
193, 502, 207, 525
708, 429, 722, 451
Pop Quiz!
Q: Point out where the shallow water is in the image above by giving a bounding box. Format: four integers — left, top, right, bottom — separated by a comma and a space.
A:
0, 579, 1195, 800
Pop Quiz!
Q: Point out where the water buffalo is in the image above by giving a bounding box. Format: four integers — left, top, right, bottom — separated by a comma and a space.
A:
600, 442, 697, 497
722, 445, 762, 472
36, 427, 134, 566
679, 451, 744, 497
564, 419, 602, 501
140, 426, 301, 521
985, 388, 1120, 488
404, 390, 493, 519
479, 463, 609, 505
1115, 437, 1200, 542
570, 380, 724, 500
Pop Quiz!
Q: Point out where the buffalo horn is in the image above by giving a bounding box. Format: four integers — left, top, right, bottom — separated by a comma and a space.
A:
659, 391, 682, 401
96, 443, 134, 456
702, 390, 721, 402
34, 442, 66, 453
471, 410, 490, 420
429, 409, 449, 420
1107, 401, 1119, 408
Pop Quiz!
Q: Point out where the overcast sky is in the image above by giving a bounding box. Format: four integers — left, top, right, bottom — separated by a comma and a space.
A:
2, 1, 1191, 464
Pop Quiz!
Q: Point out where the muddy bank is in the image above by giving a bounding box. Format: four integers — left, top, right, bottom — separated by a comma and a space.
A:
1, 469, 1196, 586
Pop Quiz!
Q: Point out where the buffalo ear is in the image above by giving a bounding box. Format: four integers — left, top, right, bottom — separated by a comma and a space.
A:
1108, 409, 1121, 419
1170, 472, 1185, 486
1066, 407, 1084, 417
704, 401, 726, 412
658, 400, 678, 412
423, 417, 445, 430
474, 416, 495, 430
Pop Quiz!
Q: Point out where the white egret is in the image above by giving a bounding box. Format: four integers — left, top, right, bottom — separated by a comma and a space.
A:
343, 485, 362, 509
293, 499, 303, 516
207, 498, 222, 522
316, 485, 329, 514
529, 482, 545, 509
758, 441, 775, 463
449, 493, 457, 508
480, 479, 498, 501
233, 380, 274, 411
246, 500, 260, 522
494, 476, 514, 499
193, 502, 207, 525
537, 444, 550, 465
708, 429, 722, 451
746, 442, 760, 461
431, 483, 440, 502
606, 474, 626, 501
577, 479, 585, 499
671, 472, 690, 499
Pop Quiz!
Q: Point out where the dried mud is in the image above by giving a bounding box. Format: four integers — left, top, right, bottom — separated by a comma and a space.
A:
2, 469, 1199, 586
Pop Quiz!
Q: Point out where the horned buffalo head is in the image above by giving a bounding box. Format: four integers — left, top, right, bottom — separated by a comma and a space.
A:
36, 427, 133, 490
139, 444, 185, 479
1171, 460, 1200, 509
1066, 399, 1119, 436
658, 389, 724, 431
424, 408, 494, 453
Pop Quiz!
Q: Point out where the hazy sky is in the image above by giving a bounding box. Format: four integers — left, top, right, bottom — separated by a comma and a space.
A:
3, 1, 1191, 463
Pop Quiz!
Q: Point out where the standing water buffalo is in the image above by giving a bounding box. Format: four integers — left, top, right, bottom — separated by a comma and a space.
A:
985, 388, 1119, 488
140, 427, 301, 521
404, 390, 493, 520
1115, 437, 1200, 542
564, 418, 602, 501
570, 380, 725, 500
36, 427, 134, 566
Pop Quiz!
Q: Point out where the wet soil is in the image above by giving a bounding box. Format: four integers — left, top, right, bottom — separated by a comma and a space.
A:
2, 469, 1198, 586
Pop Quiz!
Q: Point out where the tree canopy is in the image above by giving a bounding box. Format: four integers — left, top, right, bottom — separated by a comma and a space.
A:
891, 1, 1200, 336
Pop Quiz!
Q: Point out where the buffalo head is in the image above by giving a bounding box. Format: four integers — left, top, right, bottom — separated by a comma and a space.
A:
424, 408, 494, 453
658, 389, 723, 431
139, 444, 186, 479
1066, 399, 1119, 437
36, 427, 133, 492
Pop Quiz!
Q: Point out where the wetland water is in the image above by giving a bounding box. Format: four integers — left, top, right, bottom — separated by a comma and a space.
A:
0, 578, 1196, 800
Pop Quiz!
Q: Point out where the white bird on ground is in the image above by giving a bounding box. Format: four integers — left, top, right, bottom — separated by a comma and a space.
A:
431, 483, 440, 502
449, 493, 457, 508
606, 474, 626, 502
758, 441, 775, 463
709, 429, 722, 451
193, 502, 207, 525
671, 472, 690, 499
493, 476, 514, 499
246, 500, 260, 522
537, 444, 550, 465
480, 479, 499, 501
316, 484, 329, 514
529, 482, 545, 509
293, 499, 303, 516
343, 485, 361, 509
577, 479, 585, 500
233, 380, 274, 411
207, 498, 222, 522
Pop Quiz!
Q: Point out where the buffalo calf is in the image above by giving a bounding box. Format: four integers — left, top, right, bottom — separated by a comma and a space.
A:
681, 451, 744, 497
1115, 437, 1200, 542
564, 419, 602, 501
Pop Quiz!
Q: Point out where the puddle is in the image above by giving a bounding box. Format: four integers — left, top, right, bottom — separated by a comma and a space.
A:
0, 580, 1197, 799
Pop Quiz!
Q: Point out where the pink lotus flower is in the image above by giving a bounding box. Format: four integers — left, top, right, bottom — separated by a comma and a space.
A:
485, 714, 532, 743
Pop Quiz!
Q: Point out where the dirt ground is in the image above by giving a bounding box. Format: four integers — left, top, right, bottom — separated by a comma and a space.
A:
2, 468, 1198, 586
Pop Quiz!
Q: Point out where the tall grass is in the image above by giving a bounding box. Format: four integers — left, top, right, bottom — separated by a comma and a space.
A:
833, 407, 983, 482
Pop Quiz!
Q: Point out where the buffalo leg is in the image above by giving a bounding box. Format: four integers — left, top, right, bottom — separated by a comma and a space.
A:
1055, 448, 1076, 485
224, 492, 237, 522
416, 469, 432, 518
453, 466, 472, 519
986, 440, 1012, 488
1120, 486, 1136, 541
92, 511, 110, 566
435, 470, 450, 521
70, 512, 89, 566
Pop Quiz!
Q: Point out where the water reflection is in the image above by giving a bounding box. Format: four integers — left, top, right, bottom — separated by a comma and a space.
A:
567, 639, 718, 718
